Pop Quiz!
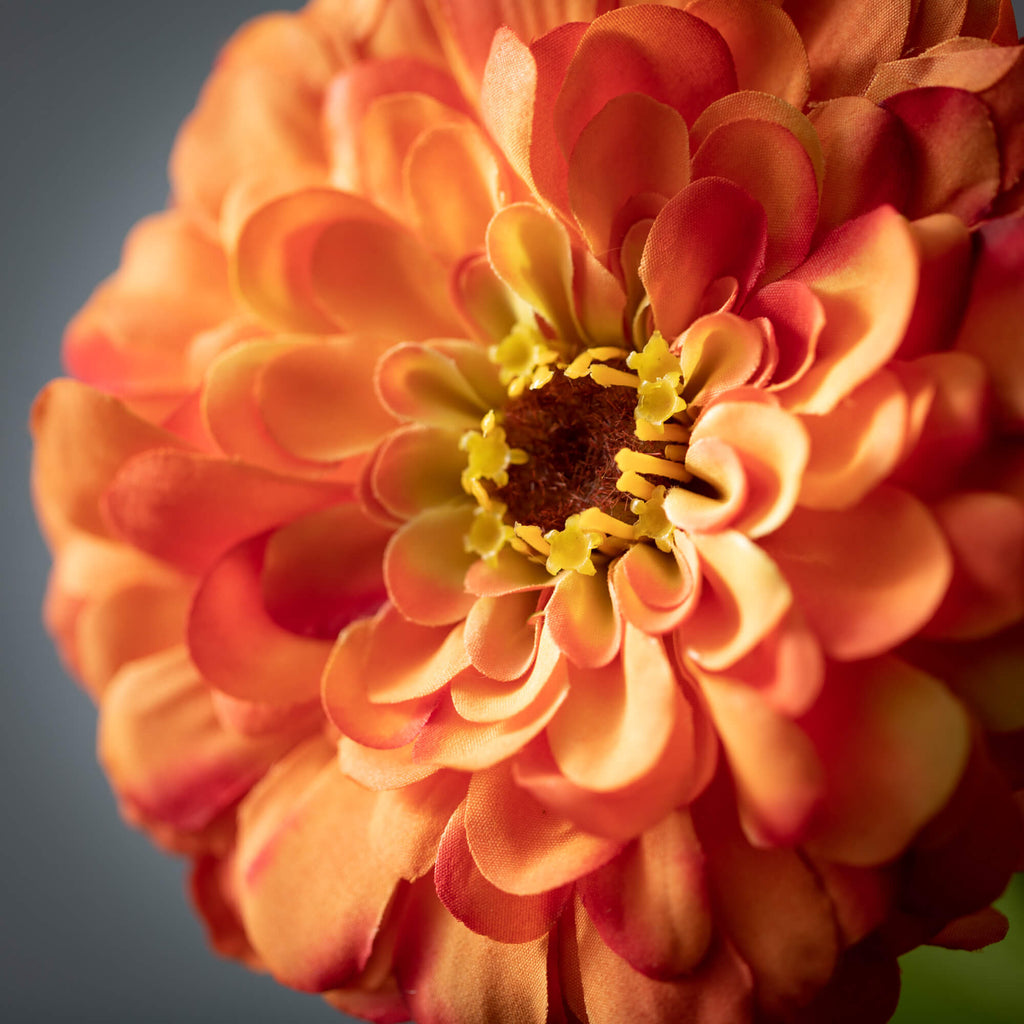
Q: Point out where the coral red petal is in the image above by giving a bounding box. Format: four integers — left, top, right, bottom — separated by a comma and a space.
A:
384, 504, 478, 625
762, 487, 953, 661
547, 627, 679, 793
435, 801, 570, 942
640, 178, 767, 339
465, 761, 622, 895
235, 742, 400, 992
803, 657, 972, 866
103, 449, 350, 575
568, 92, 690, 259
99, 647, 295, 837
577, 810, 711, 979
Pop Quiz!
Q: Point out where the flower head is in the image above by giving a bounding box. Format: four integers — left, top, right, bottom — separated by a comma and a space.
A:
31, 2, 1024, 1022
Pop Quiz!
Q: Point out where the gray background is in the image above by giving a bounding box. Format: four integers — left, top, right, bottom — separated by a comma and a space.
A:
0, 3, 1021, 1023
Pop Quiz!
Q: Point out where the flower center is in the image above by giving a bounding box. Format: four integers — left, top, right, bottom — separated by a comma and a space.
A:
461, 329, 693, 574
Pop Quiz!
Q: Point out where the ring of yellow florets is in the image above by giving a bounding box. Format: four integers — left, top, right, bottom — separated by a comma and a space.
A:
461, 328, 692, 573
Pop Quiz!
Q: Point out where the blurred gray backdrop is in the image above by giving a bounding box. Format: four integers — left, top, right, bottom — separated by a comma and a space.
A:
0, 2, 1021, 1023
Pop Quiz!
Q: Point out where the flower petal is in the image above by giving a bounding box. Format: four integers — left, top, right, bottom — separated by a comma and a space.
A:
464, 589, 542, 681
547, 626, 680, 793
370, 424, 466, 519
545, 566, 621, 668
435, 800, 570, 942
465, 761, 622, 895
761, 487, 953, 660
384, 504, 478, 625
641, 178, 767, 339
577, 810, 711, 979
610, 540, 701, 636
99, 647, 296, 839
803, 657, 972, 866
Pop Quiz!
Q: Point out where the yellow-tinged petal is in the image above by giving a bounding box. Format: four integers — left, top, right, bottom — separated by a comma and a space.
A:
545, 565, 622, 667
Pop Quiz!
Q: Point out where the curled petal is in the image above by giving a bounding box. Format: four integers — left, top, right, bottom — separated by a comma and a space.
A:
547, 626, 680, 793
677, 311, 765, 408
679, 530, 792, 672
370, 424, 466, 520
395, 880, 549, 1024
464, 761, 622, 895
435, 801, 570, 942
779, 204, 919, 414
568, 92, 690, 260
798, 369, 909, 510
384, 504, 478, 625
464, 589, 542, 681
578, 810, 711, 979
803, 657, 972, 866
545, 566, 622, 668
234, 741, 400, 992
641, 178, 767, 339
188, 535, 333, 705
761, 488, 953, 660
99, 647, 294, 837
610, 540, 701, 636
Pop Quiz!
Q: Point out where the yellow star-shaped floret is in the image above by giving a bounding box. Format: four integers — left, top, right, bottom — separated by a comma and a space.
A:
631, 486, 675, 552
543, 514, 603, 575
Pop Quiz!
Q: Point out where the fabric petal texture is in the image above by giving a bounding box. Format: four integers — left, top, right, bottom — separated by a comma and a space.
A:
30, 2, 1024, 1022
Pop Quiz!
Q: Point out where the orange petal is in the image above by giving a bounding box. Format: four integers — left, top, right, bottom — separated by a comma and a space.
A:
256, 335, 399, 461
464, 547, 555, 597
464, 589, 542, 681
370, 424, 466, 519
104, 449, 350, 575
676, 311, 766, 408
464, 761, 623, 895
885, 86, 1000, 222
63, 212, 235, 395
577, 810, 711, 978
924, 492, 1024, 640
568, 91, 690, 260
693, 783, 838, 1017
742, 279, 824, 391
808, 97, 912, 240
553, 6, 736, 163
803, 657, 971, 865
98, 647, 293, 835
779, 204, 919, 414
545, 567, 621, 668
407, 121, 506, 262
785, 0, 911, 98
611, 539, 701, 636
571, 895, 754, 1024
260, 503, 392, 639
761, 487, 953, 660
394, 880, 549, 1024
640, 178, 767, 339
30, 379, 191, 541
547, 627, 679, 793
235, 742, 400, 991
310, 213, 462, 340
679, 531, 792, 672
322, 614, 442, 749
798, 369, 909, 509
232, 188, 389, 334
338, 735, 440, 791
451, 619, 561, 723
375, 341, 491, 430
170, 14, 330, 232
435, 801, 570, 942
695, 667, 824, 846
486, 202, 582, 343
383, 504, 477, 625
688, 0, 810, 107
188, 535, 332, 705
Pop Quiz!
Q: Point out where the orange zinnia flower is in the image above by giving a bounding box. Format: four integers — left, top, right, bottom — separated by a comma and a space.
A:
31, 2, 1024, 1021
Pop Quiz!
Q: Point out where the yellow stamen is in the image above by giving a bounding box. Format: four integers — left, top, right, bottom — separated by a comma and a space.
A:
513, 523, 551, 557
615, 449, 691, 483
616, 471, 655, 500
636, 377, 687, 427
626, 331, 682, 383
635, 420, 690, 443
544, 514, 602, 576
577, 506, 635, 541
631, 486, 675, 553
465, 502, 516, 565
564, 346, 631, 379
589, 364, 641, 390
489, 321, 559, 397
